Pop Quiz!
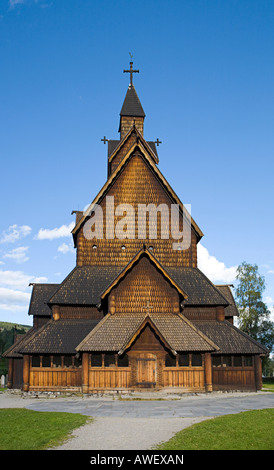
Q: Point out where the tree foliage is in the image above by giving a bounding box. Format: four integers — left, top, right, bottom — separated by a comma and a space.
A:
235, 262, 274, 354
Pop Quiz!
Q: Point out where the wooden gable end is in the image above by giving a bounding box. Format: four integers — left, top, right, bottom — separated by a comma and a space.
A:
76, 151, 199, 268
106, 255, 182, 315
108, 126, 159, 177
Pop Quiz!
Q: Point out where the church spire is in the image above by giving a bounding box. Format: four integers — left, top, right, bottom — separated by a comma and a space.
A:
119, 59, 145, 139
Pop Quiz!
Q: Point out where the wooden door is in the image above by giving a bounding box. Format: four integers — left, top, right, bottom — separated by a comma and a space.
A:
137, 353, 156, 387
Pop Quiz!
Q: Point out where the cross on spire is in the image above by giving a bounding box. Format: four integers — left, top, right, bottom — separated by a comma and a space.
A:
101, 136, 108, 144
123, 61, 139, 87
154, 138, 162, 146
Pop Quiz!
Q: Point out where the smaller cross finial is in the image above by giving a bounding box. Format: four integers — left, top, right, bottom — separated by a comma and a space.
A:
101, 136, 108, 144
123, 60, 139, 87
142, 300, 153, 314
155, 138, 162, 146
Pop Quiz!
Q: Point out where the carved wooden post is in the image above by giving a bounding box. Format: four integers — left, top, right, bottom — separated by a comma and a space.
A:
52, 305, 60, 321
204, 353, 213, 392
7, 358, 13, 389
216, 306, 225, 321
254, 355, 262, 391
82, 353, 89, 394
23, 355, 30, 392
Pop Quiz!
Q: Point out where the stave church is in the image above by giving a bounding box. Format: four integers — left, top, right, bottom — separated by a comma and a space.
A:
4, 62, 268, 393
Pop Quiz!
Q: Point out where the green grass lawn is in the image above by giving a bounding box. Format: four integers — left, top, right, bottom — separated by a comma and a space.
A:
155, 409, 274, 450
262, 382, 274, 392
0, 408, 91, 450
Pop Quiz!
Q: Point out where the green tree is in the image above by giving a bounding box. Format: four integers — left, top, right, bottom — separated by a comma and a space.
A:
235, 262, 274, 354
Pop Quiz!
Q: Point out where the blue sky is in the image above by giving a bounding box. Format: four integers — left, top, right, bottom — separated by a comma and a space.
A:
0, 0, 273, 325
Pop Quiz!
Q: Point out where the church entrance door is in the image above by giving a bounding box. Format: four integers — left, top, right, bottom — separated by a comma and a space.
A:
136, 353, 157, 387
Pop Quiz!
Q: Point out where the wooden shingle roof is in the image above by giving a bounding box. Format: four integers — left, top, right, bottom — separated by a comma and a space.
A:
76, 312, 218, 353
47, 264, 229, 308
2, 327, 37, 358
28, 283, 59, 317
215, 285, 239, 317
193, 320, 269, 355
19, 319, 99, 355
120, 85, 145, 118
48, 266, 122, 305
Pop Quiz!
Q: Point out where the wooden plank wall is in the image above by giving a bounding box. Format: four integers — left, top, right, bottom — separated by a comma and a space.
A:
77, 154, 197, 268
163, 367, 205, 390
212, 367, 256, 391
29, 368, 82, 391
88, 367, 131, 389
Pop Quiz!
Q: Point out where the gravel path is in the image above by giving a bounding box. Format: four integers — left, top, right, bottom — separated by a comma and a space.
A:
1, 390, 273, 450
55, 416, 210, 450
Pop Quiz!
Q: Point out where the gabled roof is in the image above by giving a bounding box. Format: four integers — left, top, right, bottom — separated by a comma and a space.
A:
167, 267, 229, 306
76, 312, 219, 353
100, 246, 188, 301
72, 137, 203, 242
2, 327, 36, 358
28, 283, 59, 317
193, 320, 269, 355
215, 284, 239, 317
108, 125, 159, 164
48, 266, 122, 306
108, 138, 158, 163
120, 85, 145, 118
19, 319, 99, 355
47, 264, 229, 308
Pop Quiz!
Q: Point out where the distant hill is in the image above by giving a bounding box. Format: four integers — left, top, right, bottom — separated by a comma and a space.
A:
0, 322, 31, 375
0, 321, 31, 331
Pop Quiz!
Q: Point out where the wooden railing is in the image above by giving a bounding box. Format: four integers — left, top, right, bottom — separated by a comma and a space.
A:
163, 367, 205, 389
29, 367, 82, 390
88, 367, 131, 389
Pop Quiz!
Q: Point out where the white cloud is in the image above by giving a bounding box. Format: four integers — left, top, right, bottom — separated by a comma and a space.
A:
0, 224, 31, 244
0, 287, 30, 308
35, 222, 74, 240
58, 242, 74, 254
264, 296, 274, 305
0, 269, 47, 291
3, 246, 29, 264
197, 244, 237, 283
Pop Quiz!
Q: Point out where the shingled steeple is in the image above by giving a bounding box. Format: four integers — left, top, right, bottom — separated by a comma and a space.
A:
119, 61, 145, 139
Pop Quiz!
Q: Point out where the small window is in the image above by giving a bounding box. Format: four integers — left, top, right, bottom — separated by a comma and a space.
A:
52, 356, 62, 368
42, 356, 51, 367
165, 353, 176, 367
92, 245, 97, 250
233, 355, 242, 367
64, 356, 72, 368
105, 353, 116, 367
74, 355, 82, 368
192, 354, 202, 367
149, 246, 154, 252
179, 354, 189, 367
118, 353, 129, 367
90, 353, 102, 367
212, 356, 222, 367
222, 356, 232, 367
244, 356, 253, 367
121, 245, 126, 251
32, 356, 40, 367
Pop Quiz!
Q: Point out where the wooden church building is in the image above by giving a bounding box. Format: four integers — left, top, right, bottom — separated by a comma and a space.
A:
4, 62, 268, 393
